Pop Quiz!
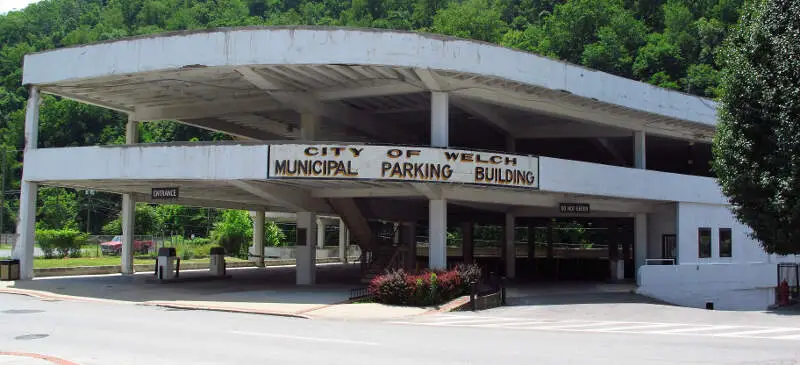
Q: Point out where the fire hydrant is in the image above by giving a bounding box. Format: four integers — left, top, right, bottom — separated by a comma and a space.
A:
778, 280, 790, 306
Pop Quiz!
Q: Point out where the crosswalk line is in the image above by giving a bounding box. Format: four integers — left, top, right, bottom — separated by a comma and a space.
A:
589, 323, 688, 332
657, 325, 743, 334
521, 321, 628, 330
714, 328, 800, 337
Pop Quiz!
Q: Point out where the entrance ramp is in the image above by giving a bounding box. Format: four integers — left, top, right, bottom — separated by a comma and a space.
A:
327, 198, 376, 250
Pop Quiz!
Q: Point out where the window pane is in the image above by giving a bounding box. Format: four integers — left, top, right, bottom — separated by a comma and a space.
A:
698, 228, 712, 258
719, 228, 732, 258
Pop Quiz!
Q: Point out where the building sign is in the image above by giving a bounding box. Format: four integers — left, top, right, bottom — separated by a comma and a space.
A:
151, 187, 179, 200
269, 144, 539, 189
559, 203, 590, 214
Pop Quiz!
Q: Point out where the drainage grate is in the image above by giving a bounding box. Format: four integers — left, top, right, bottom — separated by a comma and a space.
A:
2, 309, 44, 314
14, 334, 49, 340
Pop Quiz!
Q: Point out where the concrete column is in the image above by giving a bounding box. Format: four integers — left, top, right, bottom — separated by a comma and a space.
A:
121, 116, 138, 275
316, 218, 325, 248
120, 194, 135, 275
253, 211, 265, 267
634, 131, 646, 169
296, 211, 317, 285
461, 221, 474, 264
634, 213, 648, 283
13, 86, 41, 280
431, 92, 449, 147
505, 213, 516, 279
429, 199, 447, 270
400, 222, 416, 270
13, 182, 38, 280
301, 114, 319, 141
338, 219, 348, 263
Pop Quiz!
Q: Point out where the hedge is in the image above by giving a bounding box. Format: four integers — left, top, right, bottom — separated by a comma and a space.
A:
368, 264, 482, 306
36, 229, 88, 258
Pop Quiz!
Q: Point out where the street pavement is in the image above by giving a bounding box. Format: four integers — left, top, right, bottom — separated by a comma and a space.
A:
2, 293, 800, 365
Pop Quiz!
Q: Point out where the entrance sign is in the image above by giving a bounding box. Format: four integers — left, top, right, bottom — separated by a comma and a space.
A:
559, 203, 590, 214
151, 187, 179, 200
269, 144, 539, 189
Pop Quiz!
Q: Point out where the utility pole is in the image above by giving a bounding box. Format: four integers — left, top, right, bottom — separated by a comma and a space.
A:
85, 189, 95, 234
0, 146, 5, 235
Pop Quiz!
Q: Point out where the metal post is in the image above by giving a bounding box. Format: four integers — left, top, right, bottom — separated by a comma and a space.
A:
0, 146, 5, 234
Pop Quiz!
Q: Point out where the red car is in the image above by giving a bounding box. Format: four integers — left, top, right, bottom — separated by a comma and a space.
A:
100, 236, 154, 255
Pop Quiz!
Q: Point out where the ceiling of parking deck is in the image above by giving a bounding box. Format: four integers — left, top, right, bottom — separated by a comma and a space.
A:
40, 63, 715, 146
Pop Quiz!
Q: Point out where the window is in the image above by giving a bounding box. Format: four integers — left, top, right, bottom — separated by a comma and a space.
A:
719, 228, 732, 258
698, 228, 712, 258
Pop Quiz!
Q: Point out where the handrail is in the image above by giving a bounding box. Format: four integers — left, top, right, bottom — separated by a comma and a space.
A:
646, 258, 676, 265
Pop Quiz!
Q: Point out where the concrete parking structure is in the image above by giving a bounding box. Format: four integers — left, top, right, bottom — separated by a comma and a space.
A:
11, 26, 800, 310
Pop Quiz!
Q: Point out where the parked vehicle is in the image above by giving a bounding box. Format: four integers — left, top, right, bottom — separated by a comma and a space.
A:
100, 236, 154, 255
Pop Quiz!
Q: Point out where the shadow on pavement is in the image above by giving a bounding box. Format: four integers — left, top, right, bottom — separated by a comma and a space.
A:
504, 281, 673, 307
7, 263, 364, 306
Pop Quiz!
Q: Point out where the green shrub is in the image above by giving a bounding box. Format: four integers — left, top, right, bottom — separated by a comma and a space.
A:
211, 210, 252, 259
37, 229, 87, 258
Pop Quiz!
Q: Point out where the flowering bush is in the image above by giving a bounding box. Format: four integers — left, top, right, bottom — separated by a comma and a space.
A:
368, 264, 481, 306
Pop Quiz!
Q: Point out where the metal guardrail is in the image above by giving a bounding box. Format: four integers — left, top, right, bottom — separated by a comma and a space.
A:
349, 287, 371, 301
646, 258, 676, 265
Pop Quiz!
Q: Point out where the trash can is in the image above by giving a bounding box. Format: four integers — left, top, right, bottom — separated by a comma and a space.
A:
0, 259, 20, 281
210, 247, 226, 276
156, 247, 178, 280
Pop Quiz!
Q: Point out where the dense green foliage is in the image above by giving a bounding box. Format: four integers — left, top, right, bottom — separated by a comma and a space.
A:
0, 0, 747, 237
712, 0, 800, 255
36, 228, 87, 258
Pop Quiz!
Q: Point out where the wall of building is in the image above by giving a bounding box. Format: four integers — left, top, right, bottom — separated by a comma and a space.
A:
637, 263, 776, 310
647, 203, 676, 262
22, 144, 270, 181
638, 202, 800, 310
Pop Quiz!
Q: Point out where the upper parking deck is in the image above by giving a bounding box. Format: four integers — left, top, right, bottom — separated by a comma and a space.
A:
22, 26, 718, 147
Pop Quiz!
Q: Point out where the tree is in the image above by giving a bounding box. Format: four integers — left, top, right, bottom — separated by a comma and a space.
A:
36, 187, 78, 230
432, 0, 508, 43
712, 0, 800, 255
211, 210, 253, 257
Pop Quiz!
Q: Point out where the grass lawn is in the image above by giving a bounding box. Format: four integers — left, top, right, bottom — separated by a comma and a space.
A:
0, 244, 10, 249
33, 256, 248, 269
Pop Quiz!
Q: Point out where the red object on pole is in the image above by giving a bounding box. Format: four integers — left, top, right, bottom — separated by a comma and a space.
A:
778, 280, 790, 306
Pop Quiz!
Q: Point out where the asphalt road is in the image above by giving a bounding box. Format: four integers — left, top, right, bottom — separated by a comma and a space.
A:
1, 293, 799, 365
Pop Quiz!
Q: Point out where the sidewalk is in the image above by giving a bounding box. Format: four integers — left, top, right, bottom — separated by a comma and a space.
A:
0, 264, 433, 321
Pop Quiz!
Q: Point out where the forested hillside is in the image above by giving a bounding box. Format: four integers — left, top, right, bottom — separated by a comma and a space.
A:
0, 0, 743, 236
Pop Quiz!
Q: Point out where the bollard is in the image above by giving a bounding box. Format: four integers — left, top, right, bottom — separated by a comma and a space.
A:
470, 284, 477, 311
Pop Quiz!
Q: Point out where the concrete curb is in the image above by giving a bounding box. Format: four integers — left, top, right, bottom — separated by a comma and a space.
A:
423, 295, 472, 314
141, 301, 312, 319
0, 351, 81, 365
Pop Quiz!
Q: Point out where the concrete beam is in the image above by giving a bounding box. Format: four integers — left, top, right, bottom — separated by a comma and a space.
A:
517, 124, 632, 139
412, 183, 443, 200
414, 68, 449, 91
314, 81, 423, 101
451, 96, 514, 133
312, 187, 418, 198
218, 114, 299, 139
43, 87, 133, 114
132, 98, 282, 121
179, 118, 278, 141
228, 180, 329, 213
235, 67, 395, 139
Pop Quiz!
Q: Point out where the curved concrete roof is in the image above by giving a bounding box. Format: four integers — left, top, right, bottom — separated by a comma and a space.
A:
23, 26, 717, 127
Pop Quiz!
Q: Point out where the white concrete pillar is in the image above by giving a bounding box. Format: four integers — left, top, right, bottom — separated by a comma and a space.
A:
121, 116, 138, 275
296, 211, 317, 285
316, 218, 325, 249
253, 211, 265, 267
505, 213, 516, 279
431, 92, 449, 147
14, 182, 38, 280
338, 218, 348, 263
429, 199, 447, 270
120, 194, 135, 274
634, 213, 648, 284
300, 114, 319, 141
13, 86, 41, 280
634, 131, 646, 169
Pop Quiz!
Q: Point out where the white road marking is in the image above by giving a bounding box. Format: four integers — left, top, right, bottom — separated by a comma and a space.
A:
229, 330, 380, 346
590, 323, 687, 332
391, 315, 800, 341
714, 328, 800, 337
